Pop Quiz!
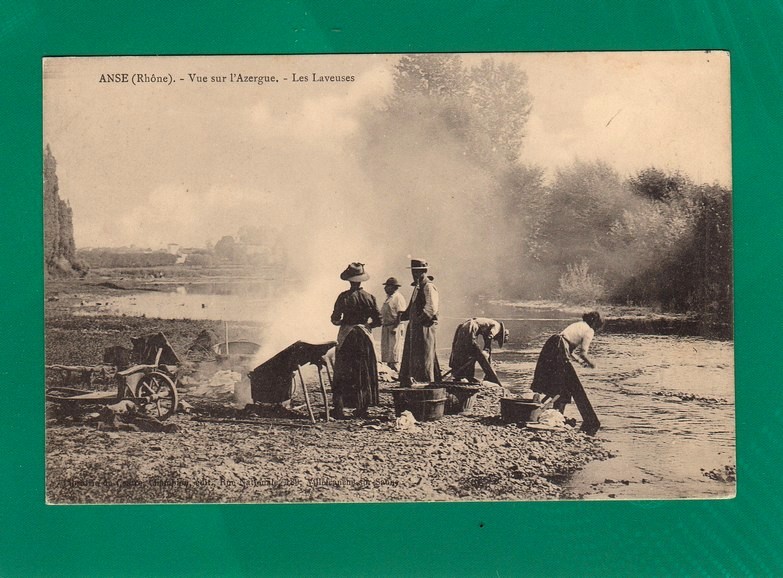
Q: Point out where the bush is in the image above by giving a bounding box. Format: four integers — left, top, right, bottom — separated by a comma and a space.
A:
558, 260, 605, 304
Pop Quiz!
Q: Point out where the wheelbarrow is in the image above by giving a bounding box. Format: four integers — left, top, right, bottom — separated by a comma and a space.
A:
46, 347, 179, 420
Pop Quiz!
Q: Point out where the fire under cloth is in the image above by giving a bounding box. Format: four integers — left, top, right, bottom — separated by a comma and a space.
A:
249, 340, 337, 404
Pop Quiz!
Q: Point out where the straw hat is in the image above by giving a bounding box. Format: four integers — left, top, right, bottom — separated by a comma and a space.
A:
406, 258, 428, 270
494, 322, 509, 348
340, 262, 369, 282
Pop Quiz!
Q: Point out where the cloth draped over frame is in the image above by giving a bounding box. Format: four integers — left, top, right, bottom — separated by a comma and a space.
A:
332, 325, 379, 410
248, 341, 337, 404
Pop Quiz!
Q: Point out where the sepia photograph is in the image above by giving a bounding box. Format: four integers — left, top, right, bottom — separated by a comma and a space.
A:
43, 52, 734, 503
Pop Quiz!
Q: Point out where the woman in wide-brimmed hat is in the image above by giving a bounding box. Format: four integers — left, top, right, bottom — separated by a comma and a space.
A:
329, 262, 382, 419
530, 311, 603, 435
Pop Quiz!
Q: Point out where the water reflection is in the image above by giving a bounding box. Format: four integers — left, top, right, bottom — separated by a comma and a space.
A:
82, 280, 735, 499
481, 309, 734, 500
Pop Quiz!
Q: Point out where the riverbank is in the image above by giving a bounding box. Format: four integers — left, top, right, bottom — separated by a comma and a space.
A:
45, 276, 735, 502
46, 385, 612, 503
493, 298, 731, 339
45, 279, 613, 503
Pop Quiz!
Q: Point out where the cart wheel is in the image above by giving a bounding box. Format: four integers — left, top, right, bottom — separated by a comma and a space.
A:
136, 371, 179, 420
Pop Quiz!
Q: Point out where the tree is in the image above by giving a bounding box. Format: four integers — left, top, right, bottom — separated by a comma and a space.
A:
468, 59, 533, 162
213, 235, 237, 261
675, 184, 733, 328
539, 160, 632, 267
605, 179, 732, 333
489, 163, 553, 295
44, 145, 60, 268
628, 167, 692, 202
388, 54, 468, 103
357, 54, 539, 297
385, 54, 533, 167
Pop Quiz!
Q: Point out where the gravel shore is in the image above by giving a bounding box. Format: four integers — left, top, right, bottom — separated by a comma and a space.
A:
46, 384, 612, 503
45, 279, 612, 503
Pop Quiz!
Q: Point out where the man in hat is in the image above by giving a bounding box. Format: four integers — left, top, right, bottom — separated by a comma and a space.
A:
448, 318, 509, 383
399, 258, 441, 385
380, 277, 407, 372
330, 262, 382, 418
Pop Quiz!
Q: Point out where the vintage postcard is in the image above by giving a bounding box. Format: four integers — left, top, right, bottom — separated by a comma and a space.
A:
44, 53, 734, 503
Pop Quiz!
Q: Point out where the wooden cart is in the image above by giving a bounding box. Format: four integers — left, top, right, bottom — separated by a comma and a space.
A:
46, 347, 179, 420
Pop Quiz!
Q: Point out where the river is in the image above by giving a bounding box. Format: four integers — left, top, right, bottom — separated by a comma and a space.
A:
86, 280, 736, 500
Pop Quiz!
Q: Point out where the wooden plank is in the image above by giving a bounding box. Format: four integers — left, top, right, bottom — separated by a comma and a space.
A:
567, 373, 601, 435
472, 343, 502, 386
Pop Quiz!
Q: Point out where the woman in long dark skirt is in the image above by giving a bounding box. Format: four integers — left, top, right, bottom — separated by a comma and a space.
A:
332, 325, 379, 417
531, 311, 603, 434
330, 262, 382, 419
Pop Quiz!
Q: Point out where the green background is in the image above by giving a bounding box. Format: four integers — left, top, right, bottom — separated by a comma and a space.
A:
2, 1, 780, 575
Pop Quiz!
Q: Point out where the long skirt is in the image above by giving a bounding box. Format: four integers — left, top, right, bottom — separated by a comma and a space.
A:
531, 334, 601, 434
530, 334, 579, 405
332, 326, 379, 410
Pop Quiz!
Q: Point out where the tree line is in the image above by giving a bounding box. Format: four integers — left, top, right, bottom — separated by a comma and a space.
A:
44, 54, 732, 332
372, 54, 733, 332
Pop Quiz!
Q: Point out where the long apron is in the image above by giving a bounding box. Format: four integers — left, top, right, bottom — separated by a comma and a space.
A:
531, 334, 600, 435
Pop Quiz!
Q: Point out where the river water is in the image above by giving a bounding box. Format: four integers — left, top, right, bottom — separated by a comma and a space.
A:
89, 281, 736, 500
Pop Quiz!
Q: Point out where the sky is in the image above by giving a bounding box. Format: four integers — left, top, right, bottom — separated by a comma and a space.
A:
44, 52, 731, 251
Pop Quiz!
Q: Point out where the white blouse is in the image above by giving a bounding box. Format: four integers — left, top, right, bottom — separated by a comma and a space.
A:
560, 321, 595, 354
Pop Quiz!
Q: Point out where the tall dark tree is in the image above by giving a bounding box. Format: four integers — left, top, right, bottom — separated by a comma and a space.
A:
388, 54, 468, 103
44, 145, 83, 276
492, 163, 552, 295
675, 184, 733, 328
385, 54, 533, 167
628, 167, 692, 202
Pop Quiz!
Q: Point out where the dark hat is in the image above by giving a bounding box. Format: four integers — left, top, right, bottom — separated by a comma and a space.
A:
582, 311, 603, 330
407, 258, 428, 270
494, 322, 509, 348
383, 277, 401, 287
340, 262, 370, 282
